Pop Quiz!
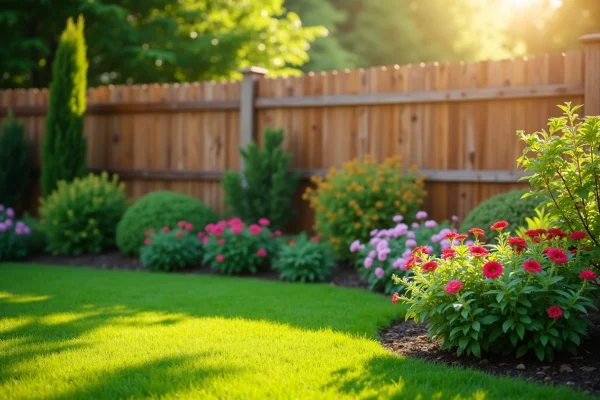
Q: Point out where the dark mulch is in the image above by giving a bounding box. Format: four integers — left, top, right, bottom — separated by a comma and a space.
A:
380, 313, 600, 396
25, 251, 368, 289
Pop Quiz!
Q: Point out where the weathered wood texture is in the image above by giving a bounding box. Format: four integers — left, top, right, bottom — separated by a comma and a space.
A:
0, 51, 589, 231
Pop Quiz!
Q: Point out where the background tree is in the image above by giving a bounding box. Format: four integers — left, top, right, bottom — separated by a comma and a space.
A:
0, 0, 324, 88
0, 111, 32, 208
41, 16, 88, 197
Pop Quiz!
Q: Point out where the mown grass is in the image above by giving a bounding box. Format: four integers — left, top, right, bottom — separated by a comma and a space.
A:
0, 263, 595, 399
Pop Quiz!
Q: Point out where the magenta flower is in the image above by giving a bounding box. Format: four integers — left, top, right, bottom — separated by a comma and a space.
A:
6, 208, 14, 218
0, 204, 4, 211
406, 231, 416, 239
376, 240, 389, 251
4, 219, 12, 228
424, 220, 437, 229
393, 258, 407, 270
416, 211, 428, 220
231, 225, 243, 235
364, 257, 373, 269
368, 250, 376, 258
370, 229, 379, 237
248, 224, 262, 235
405, 239, 417, 248
258, 218, 270, 227
393, 215, 404, 222
411, 222, 420, 229
431, 234, 441, 243
378, 249, 390, 261
375, 267, 385, 279
0, 223, 6, 232
350, 240, 364, 253
257, 248, 267, 257
445, 280, 462, 294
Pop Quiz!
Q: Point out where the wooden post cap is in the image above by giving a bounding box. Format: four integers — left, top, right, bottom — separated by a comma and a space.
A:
580, 33, 600, 44
239, 67, 268, 76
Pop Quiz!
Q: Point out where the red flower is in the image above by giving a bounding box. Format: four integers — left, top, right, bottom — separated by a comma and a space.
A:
144, 228, 155, 237
161, 226, 170, 233
392, 292, 399, 305
443, 232, 458, 240
523, 260, 542, 274
547, 305, 563, 319
144, 238, 152, 245
535, 229, 547, 235
216, 254, 224, 262
483, 261, 503, 279
469, 246, 489, 258
570, 248, 578, 255
176, 231, 184, 238
249, 224, 263, 235
422, 261, 438, 272
570, 231, 587, 240
525, 230, 539, 237
469, 228, 484, 237
580, 270, 597, 281
311, 236, 320, 243
257, 248, 267, 257
445, 280, 462, 294
455, 234, 468, 241
508, 237, 527, 247
546, 228, 566, 240
441, 248, 456, 260
546, 248, 568, 264
405, 256, 422, 270
490, 221, 508, 231
258, 218, 270, 227
542, 248, 551, 255
217, 238, 225, 245
412, 246, 429, 256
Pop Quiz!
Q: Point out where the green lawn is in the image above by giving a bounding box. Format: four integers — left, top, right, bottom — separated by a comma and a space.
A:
0, 264, 594, 400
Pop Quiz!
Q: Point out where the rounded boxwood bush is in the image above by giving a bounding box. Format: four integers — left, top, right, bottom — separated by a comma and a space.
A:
116, 191, 218, 256
40, 172, 127, 255
460, 189, 543, 241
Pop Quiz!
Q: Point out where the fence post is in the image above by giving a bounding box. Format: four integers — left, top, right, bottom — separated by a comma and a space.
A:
581, 33, 600, 116
239, 67, 268, 176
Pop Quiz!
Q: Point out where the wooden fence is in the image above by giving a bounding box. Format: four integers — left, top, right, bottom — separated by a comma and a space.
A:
2, 34, 600, 231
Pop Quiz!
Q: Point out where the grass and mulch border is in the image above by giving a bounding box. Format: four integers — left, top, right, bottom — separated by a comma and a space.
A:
15, 253, 600, 397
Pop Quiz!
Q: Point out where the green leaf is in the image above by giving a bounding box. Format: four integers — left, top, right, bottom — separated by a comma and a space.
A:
471, 321, 481, 332
540, 335, 548, 346
516, 324, 525, 340
502, 319, 514, 333
470, 342, 481, 358
535, 345, 545, 361
458, 337, 469, 351
519, 315, 532, 324
480, 315, 500, 325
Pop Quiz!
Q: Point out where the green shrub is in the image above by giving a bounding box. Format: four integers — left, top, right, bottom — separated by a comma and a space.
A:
222, 127, 301, 230
460, 190, 543, 242
41, 16, 88, 197
20, 213, 47, 255
140, 224, 202, 272
304, 155, 426, 259
518, 103, 600, 259
202, 217, 279, 275
274, 233, 335, 283
40, 172, 127, 255
394, 223, 598, 361
0, 111, 32, 207
116, 191, 218, 256
0, 206, 31, 261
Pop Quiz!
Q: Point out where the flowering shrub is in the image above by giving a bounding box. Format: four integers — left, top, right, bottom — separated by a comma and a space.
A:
40, 172, 127, 255
352, 212, 459, 294
0, 205, 31, 261
393, 221, 598, 361
304, 155, 426, 259
202, 217, 280, 275
514, 206, 558, 239
140, 221, 202, 272
518, 103, 600, 259
274, 233, 335, 283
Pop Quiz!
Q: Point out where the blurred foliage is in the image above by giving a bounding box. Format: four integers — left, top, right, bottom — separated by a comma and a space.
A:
0, 0, 324, 88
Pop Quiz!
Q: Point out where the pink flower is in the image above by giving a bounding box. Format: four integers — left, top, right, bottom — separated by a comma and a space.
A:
205, 223, 215, 233
184, 223, 193, 231
202, 237, 210, 244
311, 236, 319, 243
257, 248, 267, 257
350, 240, 364, 253
393, 215, 404, 222
431, 234, 441, 243
375, 267, 385, 278
465, 240, 474, 246
424, 220, 437, 228
416, 211, 428, 220
523, 260, 542, 274
378, 249, 390, 261
218, 238, 225, 245
216, 254, 224, 262
570, 231, 587, 240
370, 229, 379, 237
469, 246, 489, 258
364, 257, 373, 269
161, 226, 170, 233
231, 225, 243, 234
445, 280, 462, 294
144, 238, 152, 245
6, 208, 14, 218
451, 215, 459, 222
483, 261, 503, 279
176, 231, 184, 238
546, 248, 568, 264
145, 228, 155, 236
422, 261, 438, 272
376, 240, 389, 251
405, 239, 417, 248
580, 270, 597, 281
393, 258, 407, 270
368, 250, 376, 258
273, 230, 282, 237
177, 220, 187, 228
411, 222, 420, 229
249, 224, 262, 235
211, 226, 225, 236
547, 305, 563, 319
197, 232, 205, 239
258, 218, 270, 227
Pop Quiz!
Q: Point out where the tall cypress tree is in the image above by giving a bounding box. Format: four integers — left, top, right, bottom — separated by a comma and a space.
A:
41, 16, 88, 197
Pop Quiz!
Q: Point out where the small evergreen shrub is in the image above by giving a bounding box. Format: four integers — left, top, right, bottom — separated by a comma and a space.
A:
0, 205, 31, 261
40, 172, 127, 255
0, 111, 32, 207
460, 190, 543, 242
304, 155, 426, 259
222, 127, 301, 230
515, 206, 559, 239
20, 214, 47, 255
41, 16, 88, 197
354, 212, 457, 294
116, 191, 218, 256
274, 233, 335, 283
140, 222, 202, 272
202, 217, 279, 275
394, 221, 598, 361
